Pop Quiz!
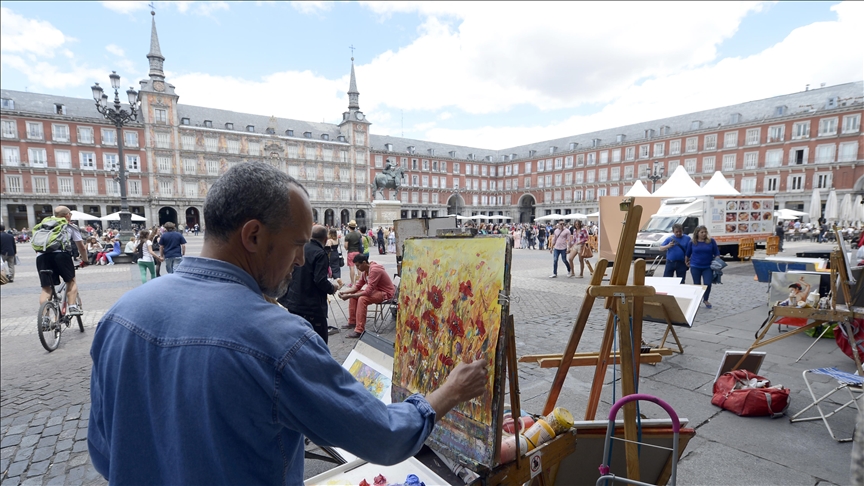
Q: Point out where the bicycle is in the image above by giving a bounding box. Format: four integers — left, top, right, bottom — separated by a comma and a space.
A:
37, 270, 84, 352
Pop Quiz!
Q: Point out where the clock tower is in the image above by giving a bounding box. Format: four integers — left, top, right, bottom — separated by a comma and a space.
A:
339, 58, 372, 203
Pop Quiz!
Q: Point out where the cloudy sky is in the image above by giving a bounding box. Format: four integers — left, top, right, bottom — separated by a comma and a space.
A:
1, 1, 862, 149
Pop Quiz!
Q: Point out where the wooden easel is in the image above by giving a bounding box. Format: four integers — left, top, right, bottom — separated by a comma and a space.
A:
733, 239, 863, 375
523, 200, 658, 482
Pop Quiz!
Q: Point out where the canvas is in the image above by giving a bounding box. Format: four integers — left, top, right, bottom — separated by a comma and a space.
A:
392, 236, 511, 469
768, 271, 824, 308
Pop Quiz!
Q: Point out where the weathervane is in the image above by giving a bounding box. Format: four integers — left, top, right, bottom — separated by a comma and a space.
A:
349, 44, 355, 61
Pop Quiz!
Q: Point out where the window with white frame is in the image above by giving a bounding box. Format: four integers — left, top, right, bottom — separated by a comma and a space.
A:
704, 134, 717, 150
573, 189, 582, 201
788, 174, 804, 191
653, 142, 664, 157
702, 156, 715, 173
322, 147, 332, 162
722, 154, 736, 172
323, 168, 334, 182
565, 155, 573, 168
598, 188, 607, 197
839, 142, 858, 162
103, 153, 118, 171
32, 176, 48, 194
150, 157, 168, 175
2, 120, 17, 138
815, 173, 832, 189
815, 144, 835, 163
564, 172, 573, 185
743, 152, 758, 169
598, 168, 607, 182
287, 165, 299, 179
432, 193, 440, 204
206, 160, 219, 175
79, 151, 96, 169
818, 117, 837, 136
842, 114, 860, 133
765, 149, 783, 167
537, 159, 545, 172
612, 149, 621, 162
422, 175, 429, 187
610, 187, 619, 196
792, 121, 810, 139
107, 179, 120, 196
505, 179, 512, 190
740, 177, 756, 194
587, 153, 597, 165
537, 176, 544, 188
28, 148, 47, 167
452, 178, 460, 190
156, 132, 170, 149
789, 147, 808, 165
611, 167, 621, 181
545, 175, 552, 187
204, 137, 217, 152
27, 122, 43, 139
684, 158, 696, 174
586, 170, 595, 183
554, 174, 562, 186
513, 178, 520, 189
155, 109, 168, 124
339, 168, 349, 181
355, 170, 365, 184
374, 155, 383, 168
181, 134, 195, 150
768, 125, 785, 142
340, 150, 349, 163
625, 147, 636, 160
745, 128, 760, 145
58, 177, 73, 195
638, 164, 648, 178
667, 160, 680, 172
126, 154, 140, 172
723, 132, 737, 148
586, 189, 594, 200
159, 180, 173, 196
411, 175, 419, 187
124, 131, 138, 147
248, 140, 260, 156
505, 165, 512, 176
685, 137, 698, 153
669, 140, 681, 155
473, 164, 479, 176
82, 178, 97, 195
52, 124, 69, 142
185, 182, 198, 198
424, 159, 431, 171
5, 175, 22, 193
638, 145, 649, 159
227, 139, 240, 154
599, 151, 609, 164
555, 157, 563, 170
624, 166, 634, 180
3, 147, 20, 165
78, 127, 94, 144
101, 128, 116, 146
432, 176, 439, 188
128, 180, 141, 196
576, 171, 584, 184
453, 162, 460, 174
765, 176, 778, 193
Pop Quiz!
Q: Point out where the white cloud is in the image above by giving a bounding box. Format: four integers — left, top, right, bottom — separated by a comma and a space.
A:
105, 44, 126, 57
290, 1, 332, 15
101, 1, 149, 14
438, 112, 452, 121
0, 7, 70, 58
1, 54, 107, 90
102, 1, 228, 17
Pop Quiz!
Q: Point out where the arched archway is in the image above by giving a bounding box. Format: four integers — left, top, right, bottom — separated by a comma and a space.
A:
447, 194, 465, 215
312, 209, 319, 223
185, 207, 200, 228
854, 175, 864, 192
355, 210, 367, 228
324, 209, 335, 227
340, 209, 350, 227
159, 207, 178, 226
518, 194, 536, 223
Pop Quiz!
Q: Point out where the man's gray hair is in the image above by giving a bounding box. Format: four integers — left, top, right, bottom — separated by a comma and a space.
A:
203, 162, 308, 242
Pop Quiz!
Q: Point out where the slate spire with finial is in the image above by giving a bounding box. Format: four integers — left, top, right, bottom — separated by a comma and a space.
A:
147, 10, 165, 81
347, 54, 359, 111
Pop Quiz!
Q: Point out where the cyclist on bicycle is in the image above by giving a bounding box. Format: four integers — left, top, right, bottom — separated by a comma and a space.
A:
36, 206, 88, 315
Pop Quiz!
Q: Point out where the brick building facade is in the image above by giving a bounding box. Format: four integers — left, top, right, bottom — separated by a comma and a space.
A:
1, 13, 862, 230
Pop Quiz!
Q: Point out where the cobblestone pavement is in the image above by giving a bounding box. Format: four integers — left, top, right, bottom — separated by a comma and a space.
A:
2, 236, 857, 485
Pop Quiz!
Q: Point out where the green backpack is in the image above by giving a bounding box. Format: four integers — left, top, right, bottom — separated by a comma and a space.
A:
31, 217, 70, 253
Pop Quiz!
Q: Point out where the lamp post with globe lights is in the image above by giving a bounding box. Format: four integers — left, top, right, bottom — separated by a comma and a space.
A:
648, 161, 665, 193
91, 72, 140, 240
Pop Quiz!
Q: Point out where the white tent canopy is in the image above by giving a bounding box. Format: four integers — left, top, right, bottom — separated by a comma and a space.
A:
456, 215, 473, 221
586, 212, 600, 219
535, 214, 587, 222
700, 171, 740, 196
775, 208, 808, 220
651, 166, 703, 197
100, 211, 146, 222
624, 180, 652, 197
68, 210, 101, 222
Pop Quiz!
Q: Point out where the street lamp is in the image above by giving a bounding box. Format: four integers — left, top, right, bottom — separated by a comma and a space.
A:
91, 72, 140, 240
647, 161, 665, 193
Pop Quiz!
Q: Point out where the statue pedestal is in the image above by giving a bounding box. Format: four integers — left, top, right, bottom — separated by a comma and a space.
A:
371, 200, 402, 228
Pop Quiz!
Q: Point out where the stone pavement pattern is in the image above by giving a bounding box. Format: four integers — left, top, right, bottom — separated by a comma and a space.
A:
2, 236, 858, 485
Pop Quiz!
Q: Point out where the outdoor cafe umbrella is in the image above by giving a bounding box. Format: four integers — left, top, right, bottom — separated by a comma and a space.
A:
68, 210, 101, 223
824, 190, 839, 222
774, 209, 807, 220
809, 188, 822, 222
455, 215, 473, 221
839, 193, 853, 224
100, 211, 146, 222
854, 195, 864, 224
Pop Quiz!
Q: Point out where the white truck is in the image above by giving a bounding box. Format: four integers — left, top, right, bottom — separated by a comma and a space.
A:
633, 195, 775, 259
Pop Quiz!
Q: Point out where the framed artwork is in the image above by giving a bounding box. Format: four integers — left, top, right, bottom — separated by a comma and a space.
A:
392, 236, 511, 469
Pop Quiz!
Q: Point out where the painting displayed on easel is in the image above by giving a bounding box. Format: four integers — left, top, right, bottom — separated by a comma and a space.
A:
393, 236, 511, 469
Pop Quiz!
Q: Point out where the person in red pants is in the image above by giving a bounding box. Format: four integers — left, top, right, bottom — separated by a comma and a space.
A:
338, 253, 395, 338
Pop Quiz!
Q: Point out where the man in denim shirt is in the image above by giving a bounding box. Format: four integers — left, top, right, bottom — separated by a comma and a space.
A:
88, 162, 487, 485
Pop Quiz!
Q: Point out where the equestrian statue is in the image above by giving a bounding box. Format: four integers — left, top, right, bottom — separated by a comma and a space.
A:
373, 159, 405, 200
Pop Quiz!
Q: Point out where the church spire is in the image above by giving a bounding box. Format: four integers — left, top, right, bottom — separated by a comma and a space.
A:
147, 10, 165, 81
347, 57, 360, 110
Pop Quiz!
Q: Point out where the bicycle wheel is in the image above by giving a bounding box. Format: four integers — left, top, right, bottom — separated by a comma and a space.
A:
75, 296, 84, 332
38, 301, 62, 352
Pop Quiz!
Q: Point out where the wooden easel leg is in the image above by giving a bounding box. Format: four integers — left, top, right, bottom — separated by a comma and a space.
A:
734, 320, 824, 370
505, 315, 523, 469
615, 298, 641, 483
585, 310, 618, 420
667, 325, 684, 354
632, 260, 646, 380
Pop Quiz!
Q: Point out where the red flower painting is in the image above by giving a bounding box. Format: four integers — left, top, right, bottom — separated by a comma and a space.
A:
427, 285, 444, 309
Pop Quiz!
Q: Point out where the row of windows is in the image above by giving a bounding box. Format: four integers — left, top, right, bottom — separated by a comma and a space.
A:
1, 120, 140, 147
178, 133, 354, 162
4, 174, 143, 196
1, 146, 141, 171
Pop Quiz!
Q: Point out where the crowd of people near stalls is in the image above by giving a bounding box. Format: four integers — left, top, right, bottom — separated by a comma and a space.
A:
458, 221, 598, 251
775, 218, 862, 245
4, 221, 202, 244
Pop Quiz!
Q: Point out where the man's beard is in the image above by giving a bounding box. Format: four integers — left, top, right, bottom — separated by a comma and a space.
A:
258, 243, 292, 299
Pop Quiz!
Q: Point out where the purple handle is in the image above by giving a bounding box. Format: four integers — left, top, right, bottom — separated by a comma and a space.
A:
607, 393, 680, 433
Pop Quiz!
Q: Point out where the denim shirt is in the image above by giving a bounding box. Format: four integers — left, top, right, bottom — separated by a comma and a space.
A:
89, 256, 436, 485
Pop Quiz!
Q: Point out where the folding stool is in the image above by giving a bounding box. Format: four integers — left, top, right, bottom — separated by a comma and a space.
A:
790, 367, 864, 442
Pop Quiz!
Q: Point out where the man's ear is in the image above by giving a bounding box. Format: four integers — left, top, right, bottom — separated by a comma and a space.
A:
239, 219, 264, 253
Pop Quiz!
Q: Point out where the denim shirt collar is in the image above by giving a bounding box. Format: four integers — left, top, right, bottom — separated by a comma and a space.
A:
174, 256, 263, 295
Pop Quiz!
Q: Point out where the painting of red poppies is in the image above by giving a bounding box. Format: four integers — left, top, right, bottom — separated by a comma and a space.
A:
392, 236, 510, 468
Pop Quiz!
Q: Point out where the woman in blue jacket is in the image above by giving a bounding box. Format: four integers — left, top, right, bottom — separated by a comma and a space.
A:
685, 225, 720, 309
